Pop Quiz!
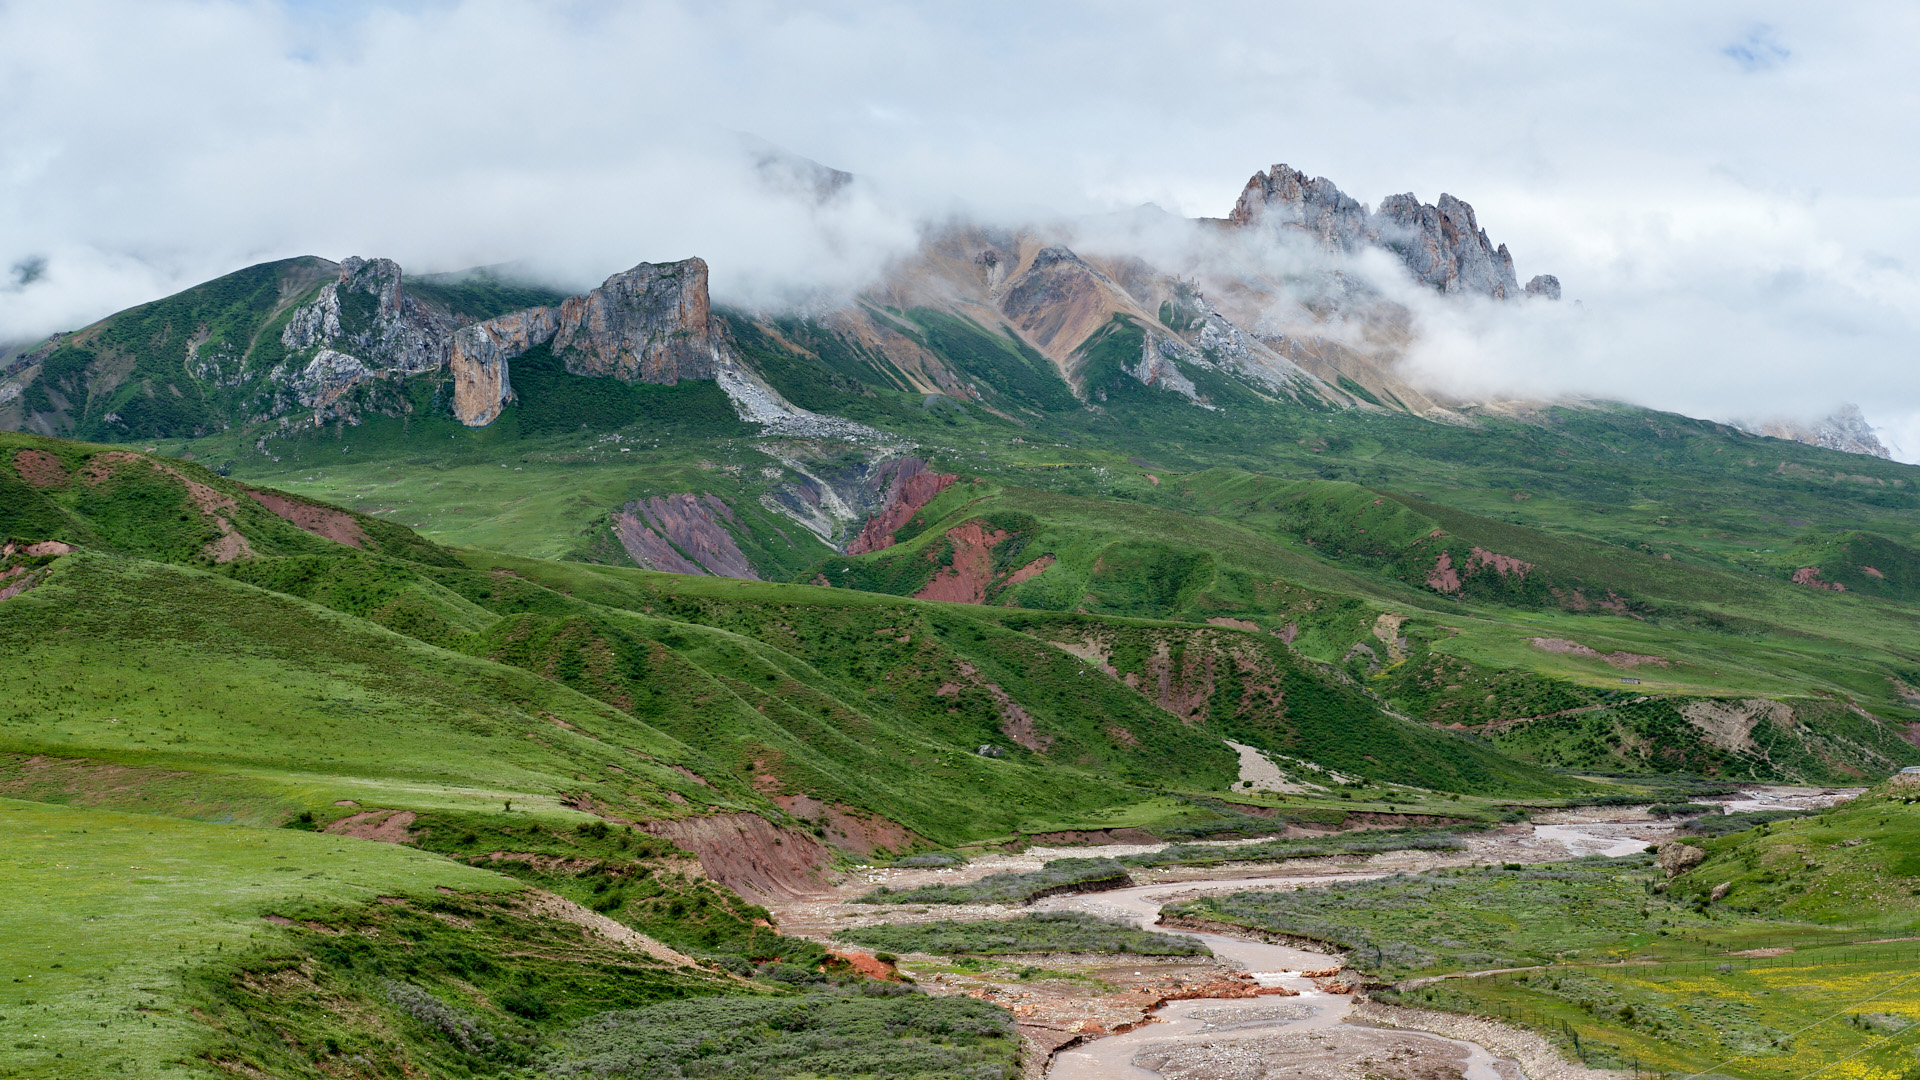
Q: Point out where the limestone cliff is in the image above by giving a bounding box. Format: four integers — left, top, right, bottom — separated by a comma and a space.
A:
278, 257, 461, 413
551, 259, 718, 383
447, 307, 559, 426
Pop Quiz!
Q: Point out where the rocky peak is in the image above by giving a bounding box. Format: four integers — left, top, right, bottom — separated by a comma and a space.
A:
1525, 274, 1562, 300
1229, 164, 1372, 251
1227, 163, 1539, 300
337, 257, 406, 322
551, 258, 718, 383
1374, 192, 1519, 299
277, 256, 460, 417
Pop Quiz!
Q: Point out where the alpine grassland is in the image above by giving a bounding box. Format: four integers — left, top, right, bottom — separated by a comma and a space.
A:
5, 222, 1920, 1080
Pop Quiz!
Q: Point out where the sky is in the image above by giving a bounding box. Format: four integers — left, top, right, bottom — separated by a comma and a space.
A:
3, 0, 1917, 459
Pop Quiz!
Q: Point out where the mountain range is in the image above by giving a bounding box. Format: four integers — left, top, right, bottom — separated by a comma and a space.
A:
2, 157, 1918, 1077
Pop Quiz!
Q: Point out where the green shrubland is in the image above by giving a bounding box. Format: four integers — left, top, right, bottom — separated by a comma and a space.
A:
838, 911, 1208, 957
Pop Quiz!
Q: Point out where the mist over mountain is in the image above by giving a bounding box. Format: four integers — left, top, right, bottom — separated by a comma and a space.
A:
3, 2, 1920, 456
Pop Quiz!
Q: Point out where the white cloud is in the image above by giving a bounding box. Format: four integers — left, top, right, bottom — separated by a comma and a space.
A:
2, 0, 1918, 459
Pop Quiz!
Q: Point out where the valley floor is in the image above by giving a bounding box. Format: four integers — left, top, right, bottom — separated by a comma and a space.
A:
760, 788, 1897, 1080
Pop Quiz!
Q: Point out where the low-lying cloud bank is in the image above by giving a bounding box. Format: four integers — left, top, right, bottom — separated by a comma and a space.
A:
3, 1, 1917, 459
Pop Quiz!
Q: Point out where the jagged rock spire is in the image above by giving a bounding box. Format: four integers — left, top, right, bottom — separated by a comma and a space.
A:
1229, 163, 1543, 301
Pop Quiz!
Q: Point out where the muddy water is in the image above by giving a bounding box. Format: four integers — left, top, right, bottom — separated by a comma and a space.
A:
1039, 877, 1522, 1079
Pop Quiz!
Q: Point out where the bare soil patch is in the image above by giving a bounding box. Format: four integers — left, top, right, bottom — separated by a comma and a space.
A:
11, 449, 69, 488
245, 488, 369, 549
323, 810, 418, 843
644, 812, 831, 898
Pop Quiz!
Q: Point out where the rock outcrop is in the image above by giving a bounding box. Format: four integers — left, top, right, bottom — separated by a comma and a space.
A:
448, 308, 558, 426
1373, 192, 1519, 298
1525, 274, 1562, 300
1228, 163, 1539, 300
276, 255, 753, 428
612, 493, 759, 579
1228, 163, 1372, 250
847, 459, 958, 554
280, 257, 460, 411
1736, 404, 1893, 460
551, 259, 718, 383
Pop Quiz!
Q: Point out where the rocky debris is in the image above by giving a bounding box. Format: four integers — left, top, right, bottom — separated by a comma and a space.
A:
1709, 881, 1733, 902
1656, 840, 1707, 877
760, 452, 925, 549
1229, 164, 1539, 300
915, 521, 1013, 604
1791, 566, 1844, 591
2, 539, 74, 558
1133, 331, 1214, 407
324, 809, 419, 844
11, 448, 69, 487
1426, 547, 1534, 594
1180, 288, 1333, 404
1735, 404, 1893, 459
847, 458, 958, 554
716, 348, 885, 440
0, 564, 50, 602
1680, 698, 1793, 755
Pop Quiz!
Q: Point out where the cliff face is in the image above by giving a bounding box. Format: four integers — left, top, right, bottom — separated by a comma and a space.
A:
279, 257, 462, 411
276, 256, 724, 426
551, 259, 718, 383
447, 307, 559, 426
1374, 192, 1520, 299
1228, 164, 1538, 300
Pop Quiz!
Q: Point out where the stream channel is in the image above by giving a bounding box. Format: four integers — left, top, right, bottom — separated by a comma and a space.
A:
1035, 817, 1673, 1080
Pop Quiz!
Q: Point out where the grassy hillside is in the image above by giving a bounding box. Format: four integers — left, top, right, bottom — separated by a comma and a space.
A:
8, 240, 1920, 1077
